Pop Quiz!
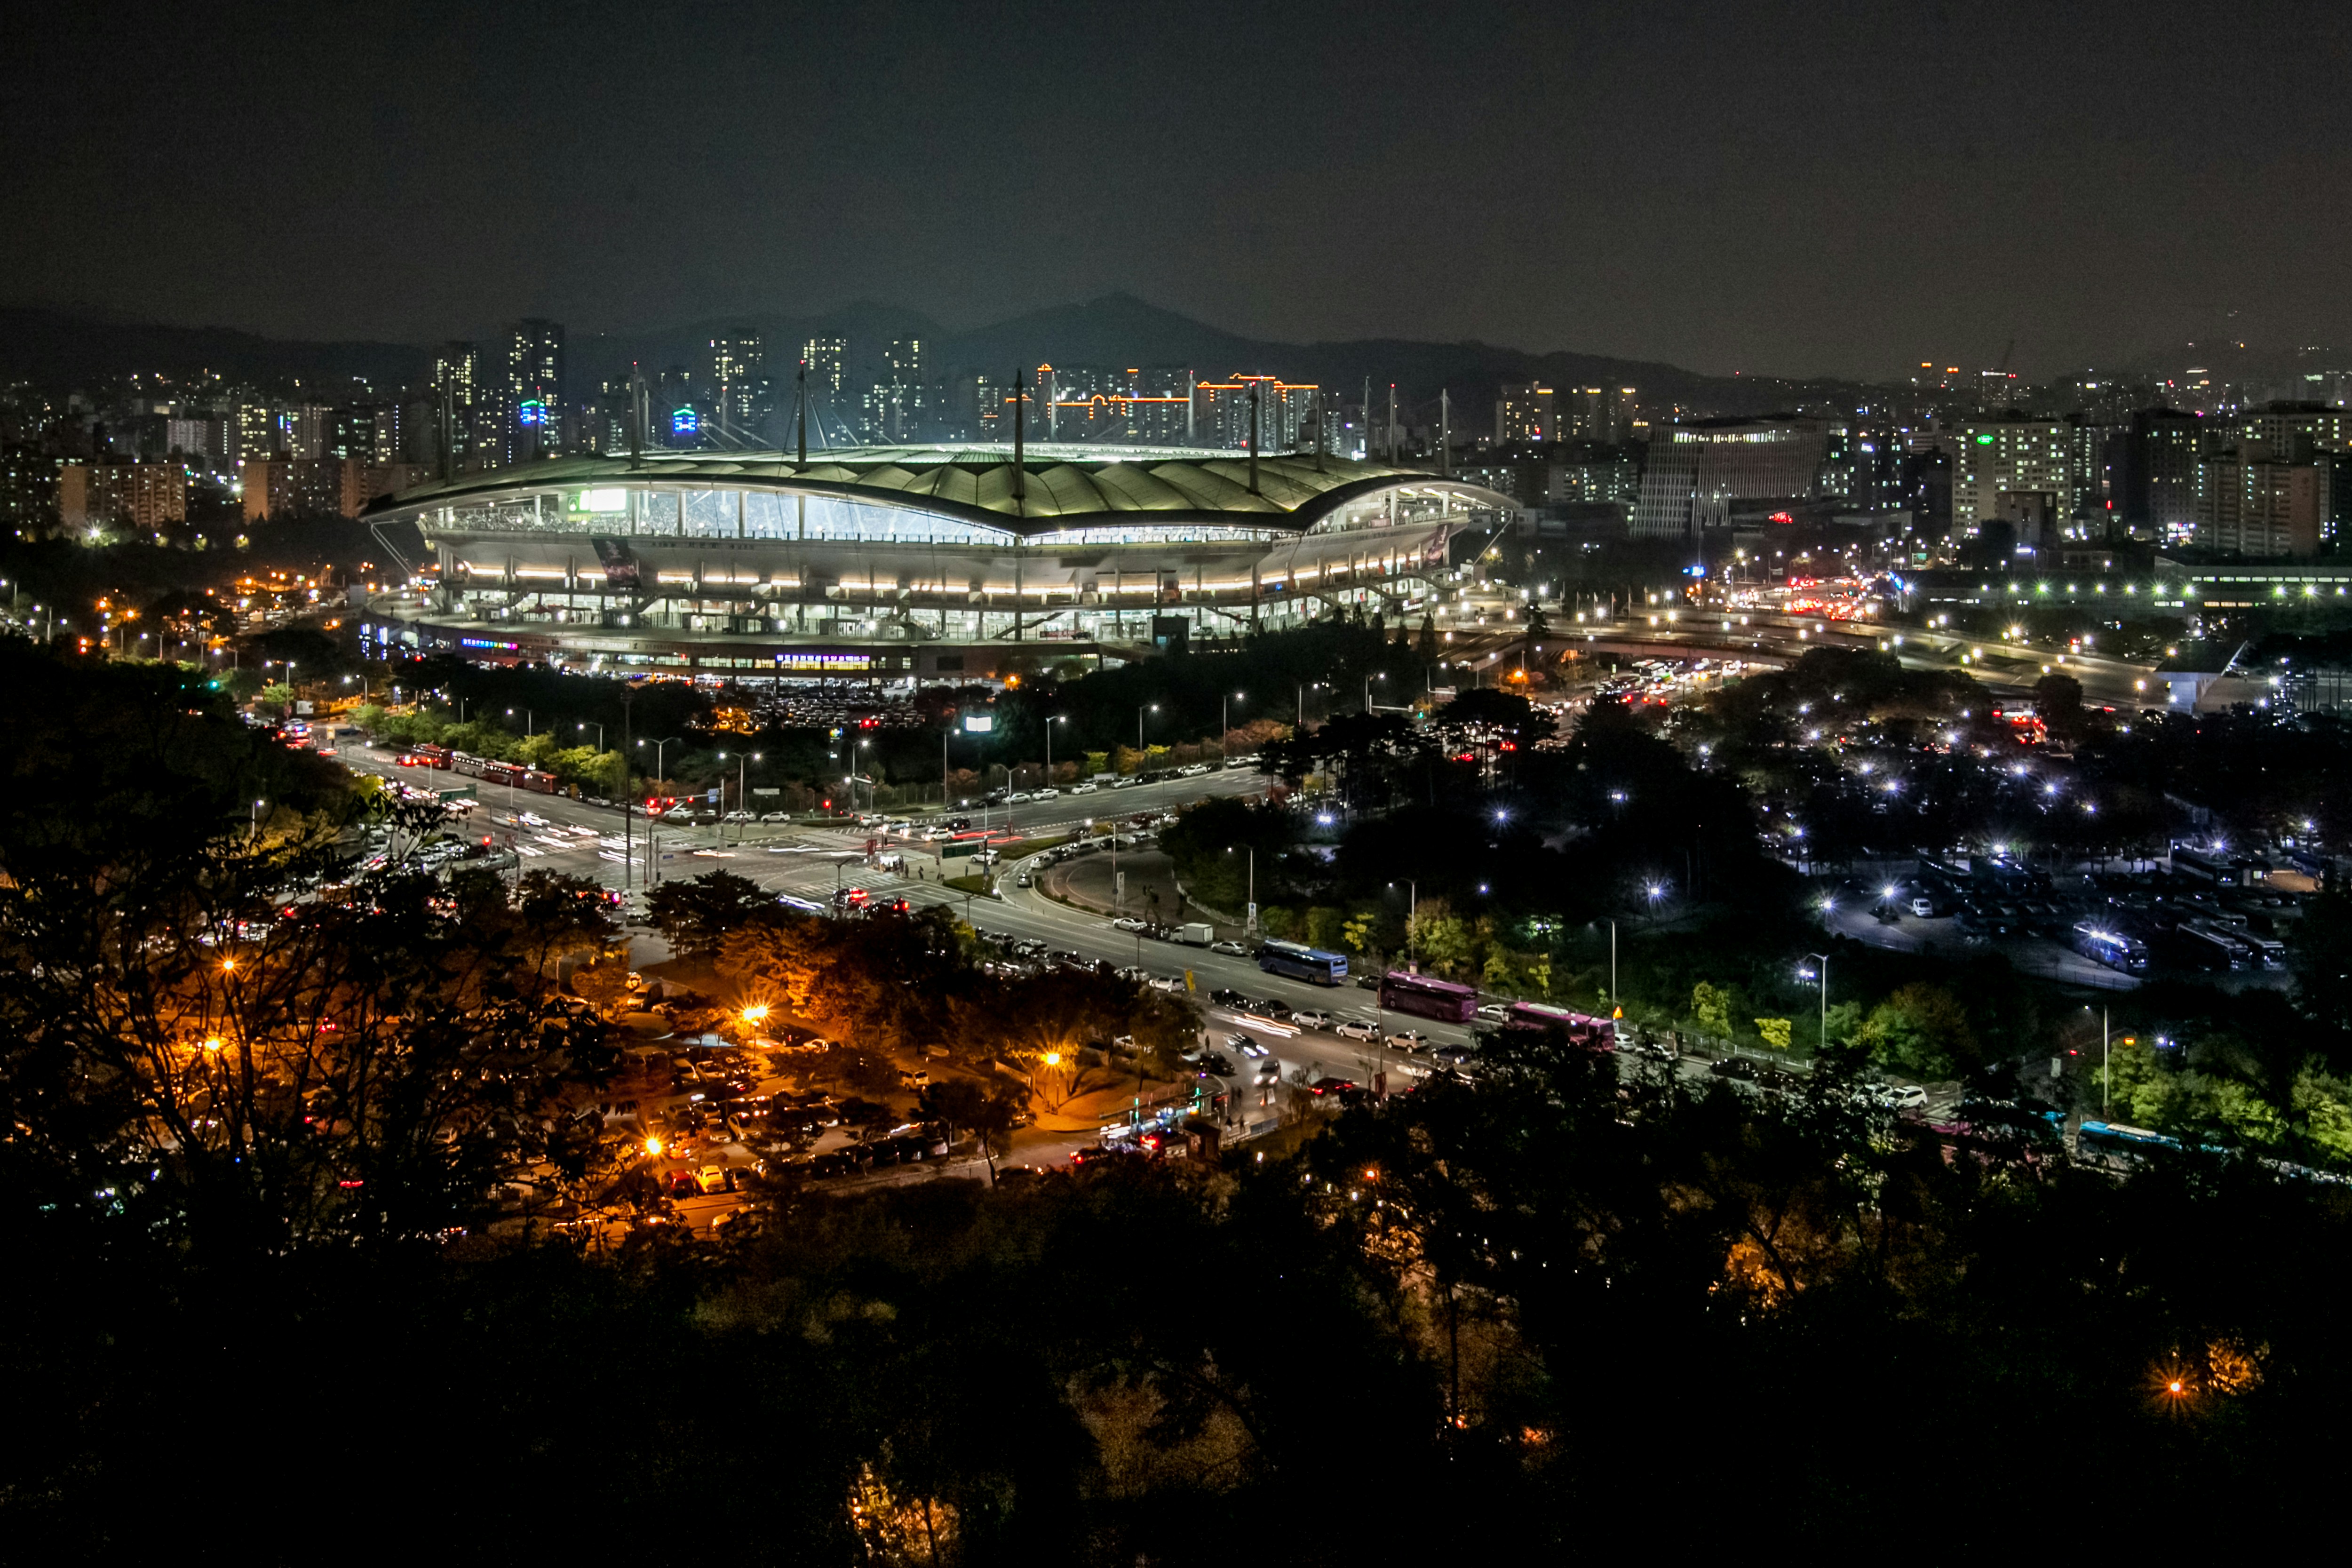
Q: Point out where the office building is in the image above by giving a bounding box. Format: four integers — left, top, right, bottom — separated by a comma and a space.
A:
434, 342, 485, 470
1629, 418, 1829, 537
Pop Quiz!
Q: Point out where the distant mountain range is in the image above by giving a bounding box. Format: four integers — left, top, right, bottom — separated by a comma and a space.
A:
0, 292, 1865, 416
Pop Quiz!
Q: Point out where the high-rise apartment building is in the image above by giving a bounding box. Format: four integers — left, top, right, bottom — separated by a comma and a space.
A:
236, 402, 286, 461
1564, 385, 1639, 443
58, 460, 187, 533
802, 337, 847, 396
710, 332, 768, 433
2197, 451, 2326, 557
2127, 407, 2202, 540
505, 318, 565, 461
1951, 418, 2071, 537
1495, 382, 1554, 444
434, 342, 484, 470
2242, 401, 2352, 460
1192, 375, 1317, 451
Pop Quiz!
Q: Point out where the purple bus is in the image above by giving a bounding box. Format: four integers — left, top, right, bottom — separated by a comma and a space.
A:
1501, 1001, 1617, 1050
1379, 971, 1478, 1023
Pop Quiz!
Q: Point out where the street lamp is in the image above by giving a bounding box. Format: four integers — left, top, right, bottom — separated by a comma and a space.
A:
577, 720, 604, 751
1045, 713, 1066, 785
635, 734, 682, 882
1389, 879, 1416, 966
1364, 670, 1387, 713
1137, 702, 1158, 754
1222, 690, 1245, 763
1229, 844, 1255, 931
1798, 953, 1829, 1054
715, 749, 763, 842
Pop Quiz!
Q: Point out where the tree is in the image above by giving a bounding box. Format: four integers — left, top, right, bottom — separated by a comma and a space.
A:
646, 870, 778, 957
1755, 1018, 1794, 1051
2290, 886, 2352, 1060
1855, 983, 1977, 1078
1692, 982, 1734, 1038
917, 1078, 1024, 1176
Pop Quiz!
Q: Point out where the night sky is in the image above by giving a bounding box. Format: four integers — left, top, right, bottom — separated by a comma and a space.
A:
6, 0, 2346, 379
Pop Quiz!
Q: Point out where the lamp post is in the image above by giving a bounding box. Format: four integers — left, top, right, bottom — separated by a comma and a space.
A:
1045, 713, 1065, 787
1364, 671, 1386, 713
577, 720, 604, 751
1391, 879, 1417, 967
1222, 690, 1244, 763
507, 706, 534, 737
1136, 701, 1158, 755
1800, 952, 1829, 1054
714, 750, 761, 843
635, 735, 681, 883
1231, 845, 1255, 931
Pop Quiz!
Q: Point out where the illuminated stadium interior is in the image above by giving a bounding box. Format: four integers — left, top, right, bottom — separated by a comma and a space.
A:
358, 444, 1511, 680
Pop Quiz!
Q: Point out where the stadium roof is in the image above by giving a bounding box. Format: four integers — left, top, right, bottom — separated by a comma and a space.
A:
369, 444, 1502, 533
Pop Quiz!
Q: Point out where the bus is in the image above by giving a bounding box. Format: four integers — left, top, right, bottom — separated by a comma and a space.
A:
1257, 940, 1348, 986
2070, 922, 2148, 973
2175, 923, 2248, 970
1379, 970, 1478, 1023
1502, 1001, 1617, 1050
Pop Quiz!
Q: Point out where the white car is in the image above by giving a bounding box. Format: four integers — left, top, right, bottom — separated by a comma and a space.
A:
760, 811, 794, 823
1147, 975, 1185, 994
1112, 916, 1148, 931
1180, 764, 1212, 776
1110, 776, 1140, 789
1291, 1010, 1333, 1030
723, 810, 755, 823
1473, 1003, 1509, 1023
1005, 790, 1033, 804
1071, 782, 1100, 795
1877, 1084, 1928, 1111
1033, 787, 1059, 799
519, 812, 548, 827
1334, 1019, 1380, 1042
1208, 939, 1249, 956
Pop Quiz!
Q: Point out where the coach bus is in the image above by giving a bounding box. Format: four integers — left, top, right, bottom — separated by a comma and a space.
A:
1501, 1000, 1617, 1050
1378, 970, 1478, 1023
1256, 940, 1348, 986
2069, 922, 2149, 973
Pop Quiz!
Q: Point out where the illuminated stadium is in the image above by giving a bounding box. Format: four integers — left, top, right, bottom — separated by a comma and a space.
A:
356, 444, 1510, 682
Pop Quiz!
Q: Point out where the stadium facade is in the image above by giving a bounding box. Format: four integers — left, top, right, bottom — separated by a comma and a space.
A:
356, 444, 1509, 682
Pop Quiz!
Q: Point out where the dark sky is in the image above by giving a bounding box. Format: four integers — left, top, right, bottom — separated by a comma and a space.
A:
7, 0, 2347, 379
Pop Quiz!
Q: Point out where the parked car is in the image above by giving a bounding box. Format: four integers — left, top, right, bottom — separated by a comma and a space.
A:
1209, 987, 1250, 1007
1208, 939, 1249, 956
1334, 1019, 1380, 1042
1071, 782, 1100, 795
1291, 1010, 1333, 1030
1112, 915, 1148, 931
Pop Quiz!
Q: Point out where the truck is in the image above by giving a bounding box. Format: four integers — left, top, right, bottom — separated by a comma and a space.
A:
1175, 922, 1215, 946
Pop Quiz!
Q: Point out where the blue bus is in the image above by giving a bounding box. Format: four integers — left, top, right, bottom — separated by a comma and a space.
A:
1258, 940, 1348, 986
1380, 971, 1477, 1023
2070, 922, 2149, 973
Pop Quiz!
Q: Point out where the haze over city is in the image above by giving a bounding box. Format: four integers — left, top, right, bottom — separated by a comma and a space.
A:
6, 0, 2350, 378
